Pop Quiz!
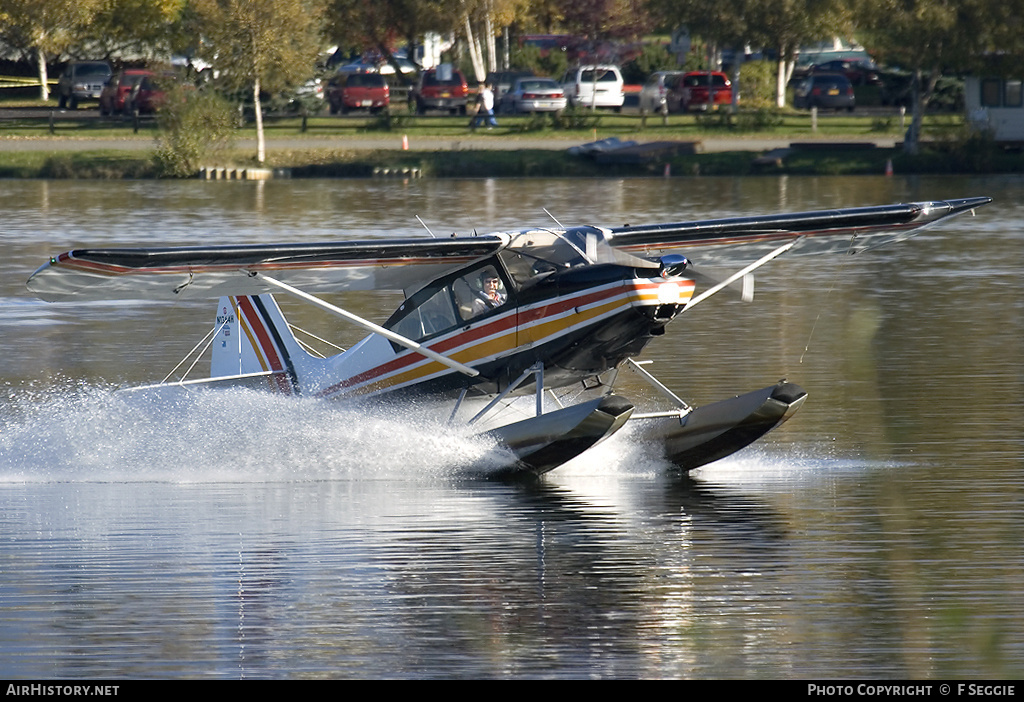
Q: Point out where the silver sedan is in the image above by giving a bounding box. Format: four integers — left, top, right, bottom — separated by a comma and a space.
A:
499, 78, 567, 114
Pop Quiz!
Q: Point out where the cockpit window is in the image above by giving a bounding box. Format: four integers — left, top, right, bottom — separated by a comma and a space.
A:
452, 265, 507, 321
385, 262, 510, 344
389, 285, 458, 341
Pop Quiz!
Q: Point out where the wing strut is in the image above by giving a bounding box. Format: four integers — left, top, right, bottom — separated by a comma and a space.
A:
683, 237, 802, 311
256, 274, 480, 378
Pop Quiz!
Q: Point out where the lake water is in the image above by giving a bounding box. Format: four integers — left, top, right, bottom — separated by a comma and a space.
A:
1, 175, 1021, 679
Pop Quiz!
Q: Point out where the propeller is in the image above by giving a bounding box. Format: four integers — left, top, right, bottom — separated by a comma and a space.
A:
659, 254, 754, 303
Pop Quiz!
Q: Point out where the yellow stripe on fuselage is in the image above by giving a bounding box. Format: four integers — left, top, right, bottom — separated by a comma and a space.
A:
327, 278, 694, 398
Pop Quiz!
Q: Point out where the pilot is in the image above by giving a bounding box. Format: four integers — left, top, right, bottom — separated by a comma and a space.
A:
473, 271, 506, 313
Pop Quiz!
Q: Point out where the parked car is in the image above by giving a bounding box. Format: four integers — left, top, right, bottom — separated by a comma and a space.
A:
560, 65, 624, 110
412, 68, 469, 114
125, 73, 178, 114
56, 61, 112, 110
294, 77, 324, 101
486, 69, 535, 102
99, 69, 152, 116
670, 71, 733, 112
638, 71, 685, 114
336, 55, 416, 76
498, 77, 566, 114
281, 77, 326, 113
793, 73, 855, 111
810, 59, 879, 86
327, 72, 389, 114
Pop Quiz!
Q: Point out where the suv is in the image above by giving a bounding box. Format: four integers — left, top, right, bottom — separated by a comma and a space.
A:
56, 61, 112, 110
793, 74, 855, 111
412, 68, 469, 114
671, 71, 734, 112
560, 65, 624, 110
327, 72, 389, 114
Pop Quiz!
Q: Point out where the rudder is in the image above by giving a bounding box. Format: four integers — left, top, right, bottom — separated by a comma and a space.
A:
212, 295, 302, 394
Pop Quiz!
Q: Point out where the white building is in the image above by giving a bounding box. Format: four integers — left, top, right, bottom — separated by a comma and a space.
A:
966, 75, 1024, 142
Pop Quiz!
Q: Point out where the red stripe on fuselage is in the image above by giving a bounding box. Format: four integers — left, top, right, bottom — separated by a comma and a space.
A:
315, 281, 646, 397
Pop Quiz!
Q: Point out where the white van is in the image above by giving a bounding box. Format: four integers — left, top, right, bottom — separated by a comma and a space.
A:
560, 65, 624, 110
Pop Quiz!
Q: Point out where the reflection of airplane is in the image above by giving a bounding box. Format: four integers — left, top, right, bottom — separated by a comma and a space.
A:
26, 197, 990, 477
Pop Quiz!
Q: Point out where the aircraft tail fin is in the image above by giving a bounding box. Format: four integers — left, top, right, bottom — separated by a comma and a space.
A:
212, 295, 304, 394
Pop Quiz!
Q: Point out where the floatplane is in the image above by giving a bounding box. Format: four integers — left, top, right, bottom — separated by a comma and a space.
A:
27, 197, 990, 477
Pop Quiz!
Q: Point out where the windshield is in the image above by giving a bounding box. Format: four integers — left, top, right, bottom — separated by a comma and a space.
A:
349, 74, 386, 87
423, 72, 463, 87
579, 69, 618, 83
683, 73, 727, 88
499, 228, 593, 289
77, 64, 110, 77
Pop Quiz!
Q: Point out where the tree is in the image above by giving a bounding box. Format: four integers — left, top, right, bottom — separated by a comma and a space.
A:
647, 0, 850, 107
193, 0, 325, 165
855, 0, 1019, 153
559, 0, 652, 47
89, 0, 188, 58
0, 0, 100, 100
461, 0, 534, 82
324, 0, 452, 80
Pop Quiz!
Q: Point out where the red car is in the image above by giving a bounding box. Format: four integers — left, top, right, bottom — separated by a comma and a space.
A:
126, 73, 177, 114
99, 69, 153, 116
669, 71, 733, 112
327, 72, 390, 114
412, 68, 469, 114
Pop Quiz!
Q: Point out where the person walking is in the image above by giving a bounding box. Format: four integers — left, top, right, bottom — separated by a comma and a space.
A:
470, 83, 498, 130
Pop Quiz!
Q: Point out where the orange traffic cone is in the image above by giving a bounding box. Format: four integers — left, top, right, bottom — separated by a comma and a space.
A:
402, 135, 409, 151
885, 158, 893, 176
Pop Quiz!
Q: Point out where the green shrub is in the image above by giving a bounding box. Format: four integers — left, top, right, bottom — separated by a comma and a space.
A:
508, 44, 569, 80
737, 60, 777, 109
551, 105, 601, 130
695, 107, 783, 131
508, 112, 552, 133
621, 43, 680, 84
153, 87, 236, 178
360, 110, 411, 132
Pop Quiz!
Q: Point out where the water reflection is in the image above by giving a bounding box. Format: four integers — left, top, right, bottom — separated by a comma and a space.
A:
1, 175, 1022, 678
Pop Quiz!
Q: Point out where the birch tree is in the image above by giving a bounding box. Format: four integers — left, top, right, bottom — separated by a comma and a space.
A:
0, 0, 100, 100
194, 0, 324, 164
461, 0, 530, 82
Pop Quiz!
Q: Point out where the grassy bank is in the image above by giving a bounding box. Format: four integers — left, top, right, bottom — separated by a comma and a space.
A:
2, 140, 1022, 180
0, 104, 964, 142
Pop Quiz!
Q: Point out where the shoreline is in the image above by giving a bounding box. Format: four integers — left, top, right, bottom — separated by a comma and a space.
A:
3, 142, 1020, 180
0, 130, 1019, 179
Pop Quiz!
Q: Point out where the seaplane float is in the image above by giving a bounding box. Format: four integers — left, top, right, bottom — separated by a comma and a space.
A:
26, 197, 990, 477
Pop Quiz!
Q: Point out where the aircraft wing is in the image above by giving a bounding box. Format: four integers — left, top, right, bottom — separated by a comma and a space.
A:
605, 198, 992, 266
27, 236, 506, 302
